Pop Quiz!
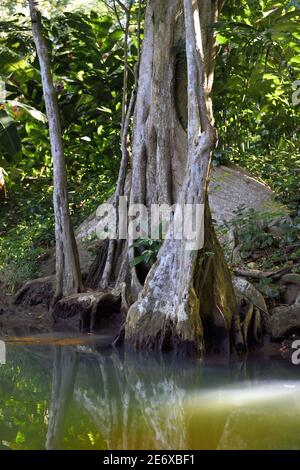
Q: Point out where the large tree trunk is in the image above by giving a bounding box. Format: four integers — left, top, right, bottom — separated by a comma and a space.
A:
123, 0, 238, 356
47, 0, 263, 356
28, 0, 83, 302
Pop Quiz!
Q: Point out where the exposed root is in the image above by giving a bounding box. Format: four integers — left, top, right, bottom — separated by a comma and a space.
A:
253, 306, 263, 346
85, 239, 109, 289
231, 313, 245, 353
233, 276, 270, 336
125, 307, 204, 357
14, 276, 54, 308
100, 240, 116, 289
124, 202, 238, 356
234, 266, 299, 281
241, 303, 254, 349
232, 276, 269, 350
52, 289, 122, 333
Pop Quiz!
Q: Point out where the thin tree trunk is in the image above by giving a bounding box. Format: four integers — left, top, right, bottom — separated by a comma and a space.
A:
0, 167, 7, 201
100, 0, 136, 289
28, 0, 82, 301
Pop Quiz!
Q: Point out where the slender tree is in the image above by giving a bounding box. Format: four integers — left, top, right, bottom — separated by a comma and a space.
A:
0, 167, 7, 201
28, 0, 83, 301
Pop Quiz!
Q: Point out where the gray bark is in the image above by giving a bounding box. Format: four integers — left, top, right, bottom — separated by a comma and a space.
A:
27, 0, 265, 356
0, 167, 7, 200
28, 0, 83, 301
124, 0, 237, 355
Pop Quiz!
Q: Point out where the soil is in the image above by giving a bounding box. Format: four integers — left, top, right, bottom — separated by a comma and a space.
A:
0, 279, 53, 335
0, 274, 290, 361
0, 278, 123, 340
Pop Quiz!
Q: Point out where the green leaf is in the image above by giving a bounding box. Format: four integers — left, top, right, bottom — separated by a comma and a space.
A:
0, 110, 21, 159
15, 431, 25, 444
216, 34, 228, 45
7, 101, 47, 123
101, 29, 123, 53
131, 254, 147, 267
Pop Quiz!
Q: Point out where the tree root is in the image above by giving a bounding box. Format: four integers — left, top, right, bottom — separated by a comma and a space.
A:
12, 268, 269, 354
233, 276, 269, 328
241, 303, 254, 348
234, 266, 300, 281
52, 289, 123, 333
253, 307, 263, 346
231, 314, 245, 353
14, 276, 55, 308
233, 276, 269, 350
125, 307, 204, 357
85, 239, 109, 289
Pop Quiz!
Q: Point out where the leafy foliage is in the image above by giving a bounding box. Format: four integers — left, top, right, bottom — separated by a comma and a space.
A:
131, 238, 162, 267
0, 6, 138, 287
0, 109, 22, 158
223, 206, 300, 303
227, 206, 300, 258
213, 0, 300, 211
0, 0, 298, 290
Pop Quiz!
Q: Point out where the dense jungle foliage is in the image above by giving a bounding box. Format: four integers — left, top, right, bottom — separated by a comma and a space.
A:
0, 0, 299, 289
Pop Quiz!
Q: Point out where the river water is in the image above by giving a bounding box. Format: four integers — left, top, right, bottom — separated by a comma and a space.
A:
0, 333, 300, 450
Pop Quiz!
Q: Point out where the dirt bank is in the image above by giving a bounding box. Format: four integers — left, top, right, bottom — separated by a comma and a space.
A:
0, 280, 53, 334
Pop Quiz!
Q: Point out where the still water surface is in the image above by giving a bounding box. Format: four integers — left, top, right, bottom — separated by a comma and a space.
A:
0, 333, 300, 450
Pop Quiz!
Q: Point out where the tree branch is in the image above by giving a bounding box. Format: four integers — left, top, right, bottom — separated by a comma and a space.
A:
115, 0, 129, 14
112, 0, 126, 32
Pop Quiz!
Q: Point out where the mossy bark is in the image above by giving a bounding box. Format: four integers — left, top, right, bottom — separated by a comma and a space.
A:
21, 0, 266, 356
123, 0, 238, 356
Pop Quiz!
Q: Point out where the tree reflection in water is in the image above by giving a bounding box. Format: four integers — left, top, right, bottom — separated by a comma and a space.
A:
45, 344, 300, 450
